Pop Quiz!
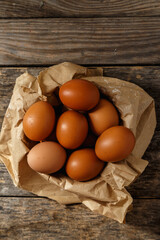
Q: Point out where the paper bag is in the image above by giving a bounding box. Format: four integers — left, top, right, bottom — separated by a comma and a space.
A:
0, 62, 156, 223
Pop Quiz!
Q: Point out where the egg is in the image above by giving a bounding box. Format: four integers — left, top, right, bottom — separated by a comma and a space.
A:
88, 99, 119, 136
27, 141, 66, 174
23, 101, 55, 141
66, 148, 105, 181
95, 126, 135, 162
59, 79, 100, 111
56, 110, 88, 149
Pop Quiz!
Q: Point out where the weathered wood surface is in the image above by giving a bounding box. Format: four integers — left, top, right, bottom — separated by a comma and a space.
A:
0, 66, 159, 199
0, 0, 160, 18
1, 66, 159, 129
0, 163, 35, 197
0, 197, 160, 240
0, 130, 159, 197
0, 18, 160, 65
0, 1, 160, 238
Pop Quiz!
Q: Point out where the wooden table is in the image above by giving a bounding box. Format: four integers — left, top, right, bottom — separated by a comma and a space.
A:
0, 1, 160, 239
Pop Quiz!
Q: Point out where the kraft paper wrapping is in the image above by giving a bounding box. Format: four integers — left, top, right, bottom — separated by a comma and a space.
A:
0, 62, 156, 223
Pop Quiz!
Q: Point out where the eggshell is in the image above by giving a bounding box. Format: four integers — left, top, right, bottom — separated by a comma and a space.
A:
59, 79, 100, 111
23, 101, 55, 141
56, 110, 88, 149
27, 141, 66, 174
95, 126, 135, 162
88, 99, 119, 136
66, 148, 105, 181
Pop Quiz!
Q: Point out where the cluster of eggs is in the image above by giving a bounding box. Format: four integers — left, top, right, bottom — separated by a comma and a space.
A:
23, 79, 135, 181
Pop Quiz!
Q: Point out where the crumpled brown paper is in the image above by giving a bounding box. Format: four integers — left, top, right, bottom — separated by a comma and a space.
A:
0, 62, 156, 223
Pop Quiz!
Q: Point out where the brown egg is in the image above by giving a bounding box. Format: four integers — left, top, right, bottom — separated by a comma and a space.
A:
56, 110, 88, 149
23, 101, 55, 141
27, 141, 66, 174
59, 79, 100, 111
95, 126, 135, 162
66, 148, 105, 181
88, 99, 119, 136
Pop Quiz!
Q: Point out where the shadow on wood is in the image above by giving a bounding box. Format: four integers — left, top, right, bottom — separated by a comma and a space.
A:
126, 199, 160, 237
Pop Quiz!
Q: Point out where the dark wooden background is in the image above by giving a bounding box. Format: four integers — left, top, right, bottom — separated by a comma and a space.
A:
0, 1, 160, 239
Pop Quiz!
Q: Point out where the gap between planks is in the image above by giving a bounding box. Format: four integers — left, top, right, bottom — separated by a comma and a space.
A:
0, 17, 160, 65
0, 196, 160, 199
0, 0, 160, 18
0, 64, 160, 68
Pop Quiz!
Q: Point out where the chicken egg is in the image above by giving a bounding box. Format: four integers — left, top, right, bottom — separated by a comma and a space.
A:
59, 79, 100, 111
27, 141, 66, 174
95, 126, 135, 162
88, 99, 119, 136
66, 148, 105, 181
56, 110, 88, 149
23, 101, 55, 141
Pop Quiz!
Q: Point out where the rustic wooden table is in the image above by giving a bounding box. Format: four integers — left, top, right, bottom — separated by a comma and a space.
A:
0, 1, 160, 239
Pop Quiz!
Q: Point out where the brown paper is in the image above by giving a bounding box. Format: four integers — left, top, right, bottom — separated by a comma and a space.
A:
0, 62, 156, 223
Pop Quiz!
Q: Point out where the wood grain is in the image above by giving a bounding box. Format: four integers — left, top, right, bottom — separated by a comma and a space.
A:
0, 197, 160, 240
0, 163, 35, 197
1, 128, 159, 198
1, 66, 159, 130
0, 1, 159, 237
0, 66, 159, 198
0, 130, 159, 198
0, 18, 160, 65
0, 1, 160, 18
103, 66, 160, 130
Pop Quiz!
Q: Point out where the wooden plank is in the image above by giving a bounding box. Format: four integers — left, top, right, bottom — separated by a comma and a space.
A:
0, 1, 160, 18
0, 18, 160, 65
1, 133, 159, 198
103, 66, 160, 131
0, 163, 35, 196
127, 130, 160, 197
0, 66, 159, 197
1, 130, 159, 198
1, 66, 159, 130
0, 198, 160, 239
